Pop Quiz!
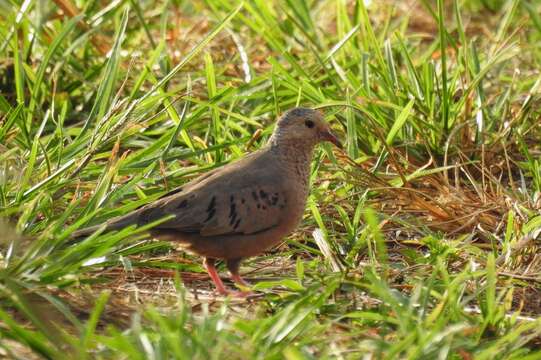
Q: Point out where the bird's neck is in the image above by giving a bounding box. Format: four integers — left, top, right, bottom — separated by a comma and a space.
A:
268, 140, 315, 186
268, 131, 317, 153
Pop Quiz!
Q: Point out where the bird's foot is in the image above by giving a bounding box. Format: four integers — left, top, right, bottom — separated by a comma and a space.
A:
231, 273, 251, 288
206, 258, 258, 298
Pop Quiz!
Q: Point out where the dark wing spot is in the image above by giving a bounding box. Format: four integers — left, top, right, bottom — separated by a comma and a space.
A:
229, 202, 237, 225
204, 195, 217, 222
207, 196, 216, 212
177, 200, 188, 209
204, 208, 216, 222
257, 204, 261, 209
233, 219, 241, 230
229, 213, 237, 225
262, 205, 267, 210
271, 195, 279, 206
252, 191, 259, 201
259, 190, 268, 199
241, 198, 245, 204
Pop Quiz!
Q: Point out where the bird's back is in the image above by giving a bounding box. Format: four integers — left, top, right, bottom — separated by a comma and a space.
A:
72, 147, 306, 240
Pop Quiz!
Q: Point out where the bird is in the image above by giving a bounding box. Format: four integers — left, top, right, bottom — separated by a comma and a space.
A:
72, 107, 342, 295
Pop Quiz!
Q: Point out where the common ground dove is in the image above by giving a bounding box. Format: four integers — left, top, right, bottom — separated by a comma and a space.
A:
73, 108, 342, 295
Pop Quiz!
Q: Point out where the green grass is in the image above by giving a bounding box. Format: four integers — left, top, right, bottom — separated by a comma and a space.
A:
1, 0, 541, 358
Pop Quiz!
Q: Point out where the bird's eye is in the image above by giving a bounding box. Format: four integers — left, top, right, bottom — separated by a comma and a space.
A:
304, 120, 315, 128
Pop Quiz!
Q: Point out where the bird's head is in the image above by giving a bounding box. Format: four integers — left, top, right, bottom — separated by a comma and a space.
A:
270, 107, 342, 149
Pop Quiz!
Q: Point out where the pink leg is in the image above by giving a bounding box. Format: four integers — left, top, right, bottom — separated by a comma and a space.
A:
203, 258, 227, 295
226, 259, 250, 287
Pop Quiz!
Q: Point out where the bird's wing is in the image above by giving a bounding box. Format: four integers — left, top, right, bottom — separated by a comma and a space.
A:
133, 151, 288, 236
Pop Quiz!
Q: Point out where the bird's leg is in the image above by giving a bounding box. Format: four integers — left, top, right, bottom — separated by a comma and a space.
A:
203, 258, 227, 295
226, 258, 250, 287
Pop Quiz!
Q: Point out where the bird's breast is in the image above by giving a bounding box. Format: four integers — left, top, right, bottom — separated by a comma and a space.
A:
279, 183, 309, 232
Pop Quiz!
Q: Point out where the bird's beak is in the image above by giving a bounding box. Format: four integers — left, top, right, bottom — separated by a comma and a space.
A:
321, 128, 343, 149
